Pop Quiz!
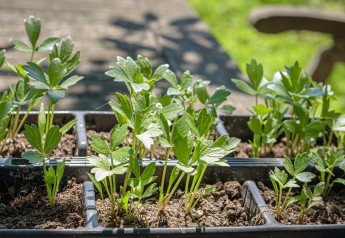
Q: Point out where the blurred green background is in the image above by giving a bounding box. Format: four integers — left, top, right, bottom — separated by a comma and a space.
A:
187, 0, 345, 111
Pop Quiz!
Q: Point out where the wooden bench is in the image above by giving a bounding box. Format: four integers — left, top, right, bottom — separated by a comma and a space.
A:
250, 6, 345, 82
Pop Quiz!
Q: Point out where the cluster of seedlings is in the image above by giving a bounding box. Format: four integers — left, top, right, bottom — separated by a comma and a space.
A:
0, 16, 344, 227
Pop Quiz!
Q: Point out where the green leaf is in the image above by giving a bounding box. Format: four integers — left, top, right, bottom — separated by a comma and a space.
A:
286, 196, 300, 207
295, 105, 309, 128
136, 126, 162, 149
294, 153, 309, 174
152, 64, 169, 81
45, 166, 55, 184
283, 120, 300, 135
333, 178, 345, 185
136, 55, 152, 79
167, 87, 180, 96
122, 191, 130, 213
88, 173, 103, 195
25, 16, 41, 47
111, 147, 133, 162
59, 119, 77, 135
157, 136, 172, 148
0, 49, 5, 68
313, 182, 325, 197
110, 124, 128, 151
156, 113, 170, 139
296, 172, 315, 183
90, 134, 111, 155
37, 37, 61, 52
212, 135, 228, 148
129, 156, 140, 178
180, 70, 193, 91
23, 124, 43, 153
47, 89, 65, 104
175, 163, 196, 175
173, 132, 194, 165
11, 39, 32, 52
22, 62, 49, 85
44, 126, 62, 155
340, 162, 345, 172
142, 184, 158, 198
182, 113, 198, 136
131, 82, 150, 93
231, 78, 256, 95
252, 104, 271, 118
197, 108, 212, 137
246, 59, 263, 90
200, 147, 227, 164
163, 70, 178, 88
60, 36, 74, 62
218, 104, 235, 115
172, 116, 191, 143
56, 159, 65, 185
195, 80, 210, 104
22, 151, 44, 164
284, 179, 299, 188
48, 58, 67, 87
59, 75, 84, 89
283, 156, 294, 176
105, 66, 130, 82
248, 117, 262, 135
141, 162, 156, 180
160, 103, 183, 120
38, 103, 46, 137
208, 86, 230, 104
117, 56, 137, 82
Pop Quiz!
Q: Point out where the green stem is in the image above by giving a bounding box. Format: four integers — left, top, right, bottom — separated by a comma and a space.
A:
159, 147, 172, 195
46, 100, 51, 134
186, 165, 207, 214
11, 106, 21, 139
49, 103, 56, 129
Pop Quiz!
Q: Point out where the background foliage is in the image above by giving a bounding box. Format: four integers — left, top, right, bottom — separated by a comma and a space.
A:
187, 0, 345, 111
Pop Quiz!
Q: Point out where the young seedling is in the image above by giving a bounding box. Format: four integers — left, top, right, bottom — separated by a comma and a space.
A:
4, 16, 62, 139
231, 58, 270, 106
270, 153, 316, 219
157, 109, 240, 214
309, 149, 345, 198
22, 36, 83, 134
22, 103, 76, 206
124, 157, 157, 223
87, 124, 132, 217
289, 182, 325, 224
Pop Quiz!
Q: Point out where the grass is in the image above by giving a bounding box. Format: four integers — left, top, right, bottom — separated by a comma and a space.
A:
187, 0, 345, 111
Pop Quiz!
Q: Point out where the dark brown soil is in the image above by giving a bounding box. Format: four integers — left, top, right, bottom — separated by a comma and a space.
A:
0, 175, 86, 229
257, 182, 345, 225
96, 181, 261, 228
235, 142, 286, 158
0, 128, 77, 158
87, 130, 218, 159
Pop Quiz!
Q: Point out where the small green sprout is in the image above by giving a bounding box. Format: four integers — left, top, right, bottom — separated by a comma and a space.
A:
289, 182, 325, 224
270, 153, 315, 219
87, 125, 132, 217
22, 103, 76, 206
310, 149, 345, 198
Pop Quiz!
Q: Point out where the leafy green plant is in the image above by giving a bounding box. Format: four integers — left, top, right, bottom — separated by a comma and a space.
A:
22, 103, 75, 206
4, 16, 61, 140
232, 58, 345, 158
289, 182, 325, 224
269, 153, 315, 219
124, 158, 158, 223
87, 124, 132, 217
309, 149, 345, 198
157, 109, 240, 214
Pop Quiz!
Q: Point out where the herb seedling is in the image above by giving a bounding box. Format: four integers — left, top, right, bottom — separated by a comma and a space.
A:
269, 153, 316, 219
309, 149, 345, 198
5, 16, 62, 140
123, 157, 157, 223
289, 182, 325, 224
22, 103, 76, 206
87, 125, 132, 217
